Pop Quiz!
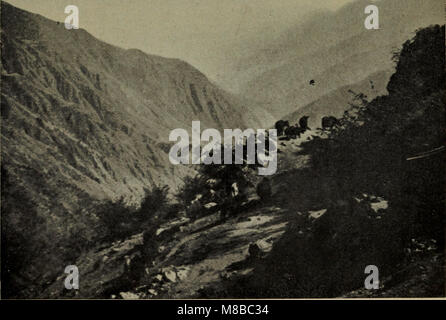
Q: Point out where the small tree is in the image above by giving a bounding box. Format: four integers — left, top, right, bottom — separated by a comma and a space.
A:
95, 198, 134, 241
137, 185, 170, 223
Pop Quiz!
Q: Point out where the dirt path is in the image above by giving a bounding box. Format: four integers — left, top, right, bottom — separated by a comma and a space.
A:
150, 204, 289, 298
131, 133, 317, 299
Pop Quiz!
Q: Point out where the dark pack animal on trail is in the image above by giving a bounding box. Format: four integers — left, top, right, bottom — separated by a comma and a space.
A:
285, 125, 302, 139
274, 120, 290, 136
296, 125, 307, 136
299, 116, 310, 131
321, 116, 340, 130
284, 126, 294, 139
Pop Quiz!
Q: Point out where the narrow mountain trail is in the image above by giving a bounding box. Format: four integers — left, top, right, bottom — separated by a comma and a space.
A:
40, 128, 443, 299
39, 132, 320, 299
155, 207, 289, 298
97, 130, 405, 299
133, 131, 407, 299
130, 134, 318, 299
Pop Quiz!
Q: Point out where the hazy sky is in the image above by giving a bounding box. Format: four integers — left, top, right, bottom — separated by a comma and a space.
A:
7, 0, 356, 78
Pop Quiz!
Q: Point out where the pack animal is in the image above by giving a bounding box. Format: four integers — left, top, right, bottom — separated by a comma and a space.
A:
274, 120, 290, 136
321, 116, 340, 130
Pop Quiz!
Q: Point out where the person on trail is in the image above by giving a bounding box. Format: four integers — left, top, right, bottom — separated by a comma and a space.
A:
187, 194, 203, 219
256, 177, 272, 201
219, 182, 236, 220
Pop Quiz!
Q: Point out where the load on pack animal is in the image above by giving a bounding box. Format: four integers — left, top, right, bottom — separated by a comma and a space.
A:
321, 116, 340, 130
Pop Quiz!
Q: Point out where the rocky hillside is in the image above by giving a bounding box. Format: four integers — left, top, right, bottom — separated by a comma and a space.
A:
1, 1, 270, 200
218, 0, 444, 118
41, 25, 445, 299
0, 2, 272, 297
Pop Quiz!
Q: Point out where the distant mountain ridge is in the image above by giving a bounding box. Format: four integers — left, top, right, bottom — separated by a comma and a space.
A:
217, 0, 444, 118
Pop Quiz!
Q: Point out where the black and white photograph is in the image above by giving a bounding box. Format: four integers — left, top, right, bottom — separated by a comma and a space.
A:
0, 0, 445, 302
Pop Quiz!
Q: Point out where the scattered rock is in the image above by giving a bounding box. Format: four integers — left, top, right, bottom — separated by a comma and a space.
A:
370, 199, 389, 213
119, 292, 140, 300
204, 202, 218, 209
256, 239, 273, 253
156, 228, 165, 237
248, 239, 273, 259
154, 274, 163, 282
148, 289, 157, 296
308, 209, 327, 219
42, 233, 145, 298
177, 267, 190, 281
164, 269, 177, 283
135, 285, 150, 291
220, 271, 234, 280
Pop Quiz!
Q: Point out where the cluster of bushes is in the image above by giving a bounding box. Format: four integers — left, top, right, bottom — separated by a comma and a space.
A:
94, 185, 173, 241
175, 163, 254, 220
0, 163, 174, 298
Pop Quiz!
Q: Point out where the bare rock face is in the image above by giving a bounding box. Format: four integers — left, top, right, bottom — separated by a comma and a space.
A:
0, 2, 271, 298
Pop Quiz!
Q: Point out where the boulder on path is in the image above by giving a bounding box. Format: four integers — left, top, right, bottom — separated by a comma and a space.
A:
163, 268, 177, 282
248, 239, 273, 259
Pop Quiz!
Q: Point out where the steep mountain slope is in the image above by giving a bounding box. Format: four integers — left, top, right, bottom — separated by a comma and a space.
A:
219, 0, 444, 117
0, 2, 272, 297
1, 1, 272, 205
